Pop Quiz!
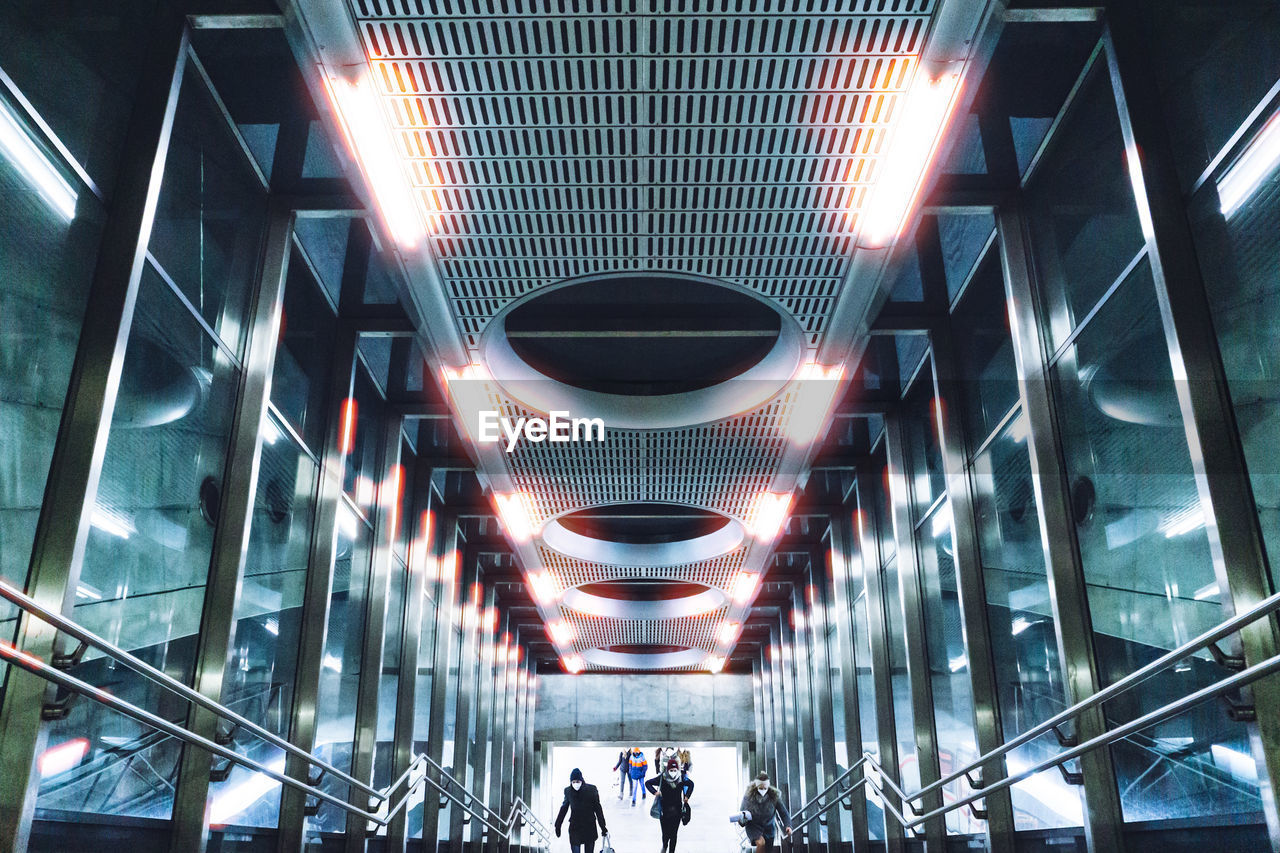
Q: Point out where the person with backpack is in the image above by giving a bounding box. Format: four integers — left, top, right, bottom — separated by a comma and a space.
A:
628, 748, 649, 805
646, 756, 695, 852
611, 747, 633, 800
734, 771, 791, 852
555, 768, 608, 853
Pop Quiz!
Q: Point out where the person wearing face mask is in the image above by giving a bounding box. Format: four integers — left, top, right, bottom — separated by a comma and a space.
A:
645, 757, 695, 852
555, 768, 608, 853
735, 772, 791, 852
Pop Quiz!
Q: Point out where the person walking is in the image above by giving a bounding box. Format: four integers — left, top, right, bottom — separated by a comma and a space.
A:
735, 772, 791, 852
646, 756, 694, 852
555, 768, 608, 853
612, 747, 632, 800
628, 748, 649, 805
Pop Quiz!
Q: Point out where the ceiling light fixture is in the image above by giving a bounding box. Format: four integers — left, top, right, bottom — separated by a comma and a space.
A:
0, 96, 77, 221
718, 621, 740, 645
562, 654, 584, 674
441, 363, 493, 444
706, 655, 725, 674
1218, 109, 1280, 217
321, 73, 426, 249
528, 570, 560, 604
786, 362, 845, 445
748, 491, 793, 542
731, 571, 760, 604
493, 491, 537, 543
547, 619, 576, 646
859, 70, 963, 247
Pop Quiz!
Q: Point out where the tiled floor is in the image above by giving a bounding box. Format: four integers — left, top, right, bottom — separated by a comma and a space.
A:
548, 745, 747, 852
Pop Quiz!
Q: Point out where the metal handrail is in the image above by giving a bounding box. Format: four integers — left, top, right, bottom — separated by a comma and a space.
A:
789, 758, 865, 821
906, 587, 1280, 805
0, 580, 380, 801
0, 637, 550, 847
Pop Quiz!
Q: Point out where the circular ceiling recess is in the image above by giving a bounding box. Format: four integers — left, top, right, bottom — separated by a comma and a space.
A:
481, 274, 805, 429
561, 577, 727, 619
580, 646, 709, 670
541, 503, 745, 566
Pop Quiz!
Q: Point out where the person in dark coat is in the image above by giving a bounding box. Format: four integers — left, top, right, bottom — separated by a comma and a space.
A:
735, 771, 791, 852
555, 768, 608, 853
645, 757, 694, 852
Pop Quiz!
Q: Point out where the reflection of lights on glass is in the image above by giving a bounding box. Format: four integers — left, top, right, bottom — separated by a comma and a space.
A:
262, 418, 283, 445
322, 654, 343, 673
792, 611, 806, 631
859, 71, 963, 247
748, 492, 793, 542
263, 617, 280, 636
930, 504, 953, 539
338, 398, 358, 455
731, 572, 760, 604
562, 654, 584, 674
441, 363, 492, 444
1193, 582, 1221, 602
948, 654, 967, 673
1007, 412, 1029, 443
0, 97, 77, 221
1010, 617, 1031, 636
38, 738, 89, 778
337, 502, 360, 540
706, 655, 725, 673
90, 505, 135, 540
354, 475, 376, 507
321, 73, 427, 249
718, 621, 740, 645
1160, 507, 1205, 539
786, 362, 845, 445
1218, 110, 1280, 218
493, 491, 537, 542
74, 584, 102, 601
209, 756, 287, 826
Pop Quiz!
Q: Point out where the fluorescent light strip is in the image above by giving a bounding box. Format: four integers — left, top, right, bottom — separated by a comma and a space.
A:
322, 74, 426, 249
859, 71, 963, 247
0, 97, 77, 221
1219, 110, 1280, 218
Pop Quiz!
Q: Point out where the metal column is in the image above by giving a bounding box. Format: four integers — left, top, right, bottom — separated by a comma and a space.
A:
806, 548, 848, 852
789, 580, 823, 853
998, 202, 1126, 853
884, 411, 947, 851
0, 17, 189, 853
449, 550, 483, 842
170, 205, 295, 853
929, 322, 1017, 852
278, 326, 359, 852
420, 510, 462, 847
468, 583, 499, 849
828, 508, 870, 849
1103, 14, 1280, 848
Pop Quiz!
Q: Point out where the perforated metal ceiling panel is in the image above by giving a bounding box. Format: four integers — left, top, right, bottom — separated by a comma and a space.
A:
340, 0, 941, 669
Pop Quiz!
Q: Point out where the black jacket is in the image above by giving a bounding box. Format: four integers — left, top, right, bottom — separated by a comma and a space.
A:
645, 772, 694, 818
555, 783, 607, 843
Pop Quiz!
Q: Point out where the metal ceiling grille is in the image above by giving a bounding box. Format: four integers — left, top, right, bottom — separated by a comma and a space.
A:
344, 0, 939, 668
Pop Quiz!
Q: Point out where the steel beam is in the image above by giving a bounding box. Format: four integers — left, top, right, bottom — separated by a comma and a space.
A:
420, 510, 462, 847
827, 509, 870, 849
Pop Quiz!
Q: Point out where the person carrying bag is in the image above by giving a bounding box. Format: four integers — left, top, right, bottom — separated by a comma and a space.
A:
555, 768, 608, 853
645, 757, 695, 852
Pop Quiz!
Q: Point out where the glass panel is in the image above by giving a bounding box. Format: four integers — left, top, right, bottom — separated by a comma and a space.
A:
147, 70, 266, 358
936, 212, 996, 304
293, 217, 350, 310
915, 504, 981, 836
903, 362, 945, 517
358, 334, 393, 396
1025, 63, 1147, 352
1143, 0, 1280, 190
408, 587, 438, 841
364, 244, 401, 305
208, 414, 317, 829
895, 335, 929, 390
943, 111, 988, 175
952, 249, 1019, 441
36, 263, 240, 821
0, 96, 100, 679
437, 623, 461, 844
1050, 259, 1263, 825
271, 248, 337, 453
852, 587, 885, 841
306, 509, 372, 835
373, 557, 408, 793
972, 411, 1081, 830
343, 368, 383, 515
1190, 128, 1280, 592
0, 0, 152, 191
889, 244, 924, 303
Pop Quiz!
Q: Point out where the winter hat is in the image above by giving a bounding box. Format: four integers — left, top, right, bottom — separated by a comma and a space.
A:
666, 757, 681, 771
570, 768, 583, 782
755, 772, 769, 783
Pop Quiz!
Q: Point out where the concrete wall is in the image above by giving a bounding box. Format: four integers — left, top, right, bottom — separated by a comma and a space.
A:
534, 673, 755, 742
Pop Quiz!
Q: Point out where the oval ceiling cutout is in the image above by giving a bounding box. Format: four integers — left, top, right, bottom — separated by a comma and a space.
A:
481, 274, 805, 429
580, 646, 709, 670
561, 579, 727, 619
541, 503, 745, 566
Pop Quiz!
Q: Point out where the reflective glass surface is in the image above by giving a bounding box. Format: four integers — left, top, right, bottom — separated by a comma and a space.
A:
883, 556, 918, 793
36, 262, 241, 821
1050, 260, 1262, 824
407, 585, 438, 840
852, 586, 885, 841
271, 249, 337, 453
1025, 63, 1147, 353
903, 364, 945, 517
306, 509, 372, 835
951, 250, 1019, 442
936, 212, 996, 304
972, 411, 1080, 830
208, 413, 317, 829
147, 70, 267, 358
